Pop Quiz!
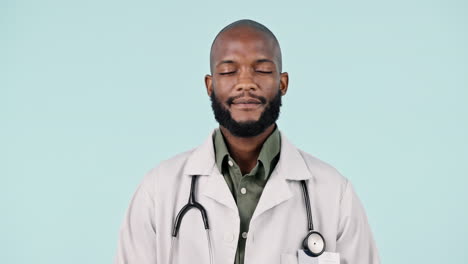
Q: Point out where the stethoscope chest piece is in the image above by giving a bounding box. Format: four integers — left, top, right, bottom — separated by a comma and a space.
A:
303, 230, 326, 257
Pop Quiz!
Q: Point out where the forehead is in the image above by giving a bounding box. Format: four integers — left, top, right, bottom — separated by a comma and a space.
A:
211, 27, 279, 64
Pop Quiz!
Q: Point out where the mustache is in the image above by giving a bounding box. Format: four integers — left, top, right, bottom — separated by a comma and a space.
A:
226, 93, 267, 105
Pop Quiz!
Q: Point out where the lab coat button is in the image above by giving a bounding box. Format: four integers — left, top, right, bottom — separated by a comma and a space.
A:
224, 232, 234, 242
228, 160, 234, 166
240, 187, 247, 194
242, 232, 248, 239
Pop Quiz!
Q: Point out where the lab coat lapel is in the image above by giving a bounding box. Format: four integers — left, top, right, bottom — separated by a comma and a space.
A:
251, 132, 312, 222
201, 168, 238, 211
182, 130, 313, 219
182, 130, 238, 212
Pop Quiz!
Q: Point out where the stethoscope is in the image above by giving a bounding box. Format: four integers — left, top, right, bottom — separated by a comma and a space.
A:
168, 175, 326, 263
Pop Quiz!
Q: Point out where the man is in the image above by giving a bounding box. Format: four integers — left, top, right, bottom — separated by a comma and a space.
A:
115, 19, 380, 264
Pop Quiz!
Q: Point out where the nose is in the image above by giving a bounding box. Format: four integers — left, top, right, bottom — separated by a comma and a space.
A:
234, 70, 259, 92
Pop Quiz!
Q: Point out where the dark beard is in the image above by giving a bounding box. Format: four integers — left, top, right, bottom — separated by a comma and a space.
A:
210, 89, 282, 138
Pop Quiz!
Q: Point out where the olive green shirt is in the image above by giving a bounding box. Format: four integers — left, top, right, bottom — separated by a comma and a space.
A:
213, 126, 281, 264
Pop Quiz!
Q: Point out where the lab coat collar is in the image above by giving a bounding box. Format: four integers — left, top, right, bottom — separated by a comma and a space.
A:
250, 131, 312, 221
182, 130, 217, 177
275, 131, 313, 181
182, 129, 313, 215
182, 129, 312, 181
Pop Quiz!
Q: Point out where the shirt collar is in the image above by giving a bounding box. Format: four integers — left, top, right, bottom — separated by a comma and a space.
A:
213, 128, 230, 172
257, 126, 281, 178
183, 128, 312, 182
212, 125, 281, 180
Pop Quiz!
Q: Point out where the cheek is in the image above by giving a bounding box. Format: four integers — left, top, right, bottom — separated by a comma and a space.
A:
256, 77, 280, 94
255, 73, 280, 85
211, 85, 229, 106
213, 77, 236, 89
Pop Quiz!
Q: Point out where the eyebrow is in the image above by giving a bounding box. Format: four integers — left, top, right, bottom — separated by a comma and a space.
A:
216, 60, 235, 67
216, 58, 275, 67
256, 59, 275, 64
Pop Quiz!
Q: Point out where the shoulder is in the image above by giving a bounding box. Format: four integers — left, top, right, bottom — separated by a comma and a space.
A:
154, 148, 195, 174
138, 148, 196, 192
139, 130, 216, 191
298, 148, 347, 184
295, 146, 350, 201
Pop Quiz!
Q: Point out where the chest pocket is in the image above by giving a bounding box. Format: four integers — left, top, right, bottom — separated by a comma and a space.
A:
281, 251, 341, 264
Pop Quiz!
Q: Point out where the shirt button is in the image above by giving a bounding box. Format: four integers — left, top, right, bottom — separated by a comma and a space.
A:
240, 187, 247, 194
242, 232, 248, 239
228, 160, 233, 167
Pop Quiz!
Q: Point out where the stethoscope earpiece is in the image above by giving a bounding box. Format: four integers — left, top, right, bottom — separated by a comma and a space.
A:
303, 230, 326, 257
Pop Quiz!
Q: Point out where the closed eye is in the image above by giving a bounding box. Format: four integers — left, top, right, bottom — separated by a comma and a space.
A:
256, 70, 273, 74
219, 71, 236, 75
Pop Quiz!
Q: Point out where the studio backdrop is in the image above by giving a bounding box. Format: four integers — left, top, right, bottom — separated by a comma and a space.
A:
2, 0, 467, 263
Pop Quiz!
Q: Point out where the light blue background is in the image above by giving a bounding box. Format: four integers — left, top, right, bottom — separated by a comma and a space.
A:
2, 0, 467, 263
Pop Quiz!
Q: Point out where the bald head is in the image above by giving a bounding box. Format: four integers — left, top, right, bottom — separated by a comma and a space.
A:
209, 19, 282, 74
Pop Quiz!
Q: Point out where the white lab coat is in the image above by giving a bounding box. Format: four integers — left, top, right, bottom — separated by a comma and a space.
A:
115, 130, 380, 264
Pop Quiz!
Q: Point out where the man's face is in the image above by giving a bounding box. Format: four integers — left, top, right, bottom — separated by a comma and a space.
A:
205, 26, 289, 137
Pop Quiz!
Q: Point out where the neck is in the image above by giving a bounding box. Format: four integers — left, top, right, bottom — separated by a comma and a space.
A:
219, 124, 276, 174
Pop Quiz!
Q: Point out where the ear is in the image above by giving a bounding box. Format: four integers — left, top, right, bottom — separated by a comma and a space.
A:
279, 72, 289, 95
205, 74, 213, 96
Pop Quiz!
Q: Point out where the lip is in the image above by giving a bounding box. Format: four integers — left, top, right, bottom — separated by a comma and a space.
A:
231, 98, 263, 110
231, 103, 262, 110
232, 97, 262, 104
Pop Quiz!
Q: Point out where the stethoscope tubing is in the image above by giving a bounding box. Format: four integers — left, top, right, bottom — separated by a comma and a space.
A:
300, 180, 314, 231
171, 175, 210, 237
170, 175, 325, 263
